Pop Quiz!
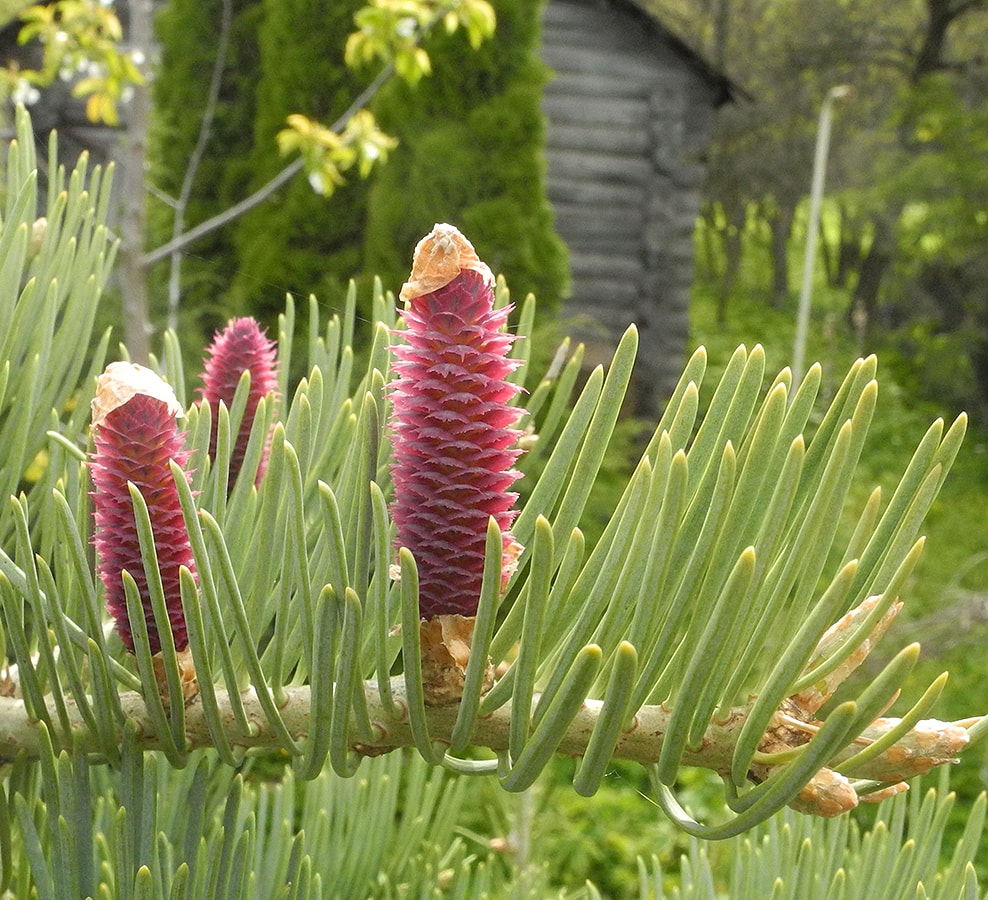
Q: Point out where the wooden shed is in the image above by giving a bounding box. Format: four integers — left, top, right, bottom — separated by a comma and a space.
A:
541, 0, 736, 415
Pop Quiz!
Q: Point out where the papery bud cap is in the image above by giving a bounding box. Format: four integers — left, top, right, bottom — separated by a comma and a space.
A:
400, 223, 495, 303
92, 362, 183, 427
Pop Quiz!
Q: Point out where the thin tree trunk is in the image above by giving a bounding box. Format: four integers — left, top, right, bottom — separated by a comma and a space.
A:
835, 205, 862, 290
717, 227, 742, 326
698, 204, 722, 282
851, 216, 894, 343
119, 0, 152, 363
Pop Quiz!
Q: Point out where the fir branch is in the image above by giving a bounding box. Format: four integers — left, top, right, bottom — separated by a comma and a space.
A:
0, 681, 971, 798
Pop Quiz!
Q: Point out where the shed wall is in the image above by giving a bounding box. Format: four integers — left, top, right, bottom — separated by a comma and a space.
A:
541, 0, 718, 414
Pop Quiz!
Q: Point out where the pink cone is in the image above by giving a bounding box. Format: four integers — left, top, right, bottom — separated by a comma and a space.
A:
90, 364, 195, 655
390, 225, 524, 618
200, 317, 278, 486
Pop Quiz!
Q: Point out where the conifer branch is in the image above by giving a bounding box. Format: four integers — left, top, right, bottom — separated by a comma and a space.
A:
0, 681, 971, 785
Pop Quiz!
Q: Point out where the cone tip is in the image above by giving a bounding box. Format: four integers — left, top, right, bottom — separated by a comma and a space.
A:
399, 223, 495, 303
92, 361, 183, 427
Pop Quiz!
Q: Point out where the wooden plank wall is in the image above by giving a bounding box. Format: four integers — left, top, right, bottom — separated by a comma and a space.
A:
541, 0, 718, 414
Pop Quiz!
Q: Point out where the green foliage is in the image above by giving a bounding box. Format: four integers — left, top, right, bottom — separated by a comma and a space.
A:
11, 0, 143, 124
676, 0, 988, 416
891, 75, 988, 262
276, 110, 398, 196
3, 108, 988, 898
690, 233, 988, 623
5, 738, 516, 898
0, 106, 115, 544
224, 0, 372, 321
346, 0, 496, 83
527, 762, 704, 896
643, 770, 985, 899
690, 240, 988, 886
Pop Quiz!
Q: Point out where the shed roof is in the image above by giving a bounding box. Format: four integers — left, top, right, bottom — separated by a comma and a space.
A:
595, 0, 745, 105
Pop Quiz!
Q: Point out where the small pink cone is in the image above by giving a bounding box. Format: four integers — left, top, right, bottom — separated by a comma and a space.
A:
90, 363, 195, 656
200, 317, 278, 486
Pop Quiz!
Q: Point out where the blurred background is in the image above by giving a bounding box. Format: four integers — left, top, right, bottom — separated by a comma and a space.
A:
1, 0, 986, 894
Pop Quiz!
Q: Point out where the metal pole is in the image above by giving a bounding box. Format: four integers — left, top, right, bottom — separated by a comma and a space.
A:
792, 85, 852, 390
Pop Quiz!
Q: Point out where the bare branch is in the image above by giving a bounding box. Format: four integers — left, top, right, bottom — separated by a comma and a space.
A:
166, 0, 233, 329
141, 63, 394, 271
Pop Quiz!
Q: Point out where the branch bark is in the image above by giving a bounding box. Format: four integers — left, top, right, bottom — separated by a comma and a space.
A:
913, 0, 988, 81
0, 680, 968, 790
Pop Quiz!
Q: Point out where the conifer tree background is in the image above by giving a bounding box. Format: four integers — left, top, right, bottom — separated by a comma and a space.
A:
362, 0, 569, 308
227, 0, 371, 317
150, 0, 568, 336
150, 0, 266, 331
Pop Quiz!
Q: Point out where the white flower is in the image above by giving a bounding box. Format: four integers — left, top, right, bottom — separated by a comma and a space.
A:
11, 78, 40, 107
308, 172, 326, 195
130, 49, 146, 67
395, 16, 417, 38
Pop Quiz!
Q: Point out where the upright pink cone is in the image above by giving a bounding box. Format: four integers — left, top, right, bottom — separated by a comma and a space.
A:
90, 363, 195, 655
389, 224, 524, 619
200, 317, 278, 486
